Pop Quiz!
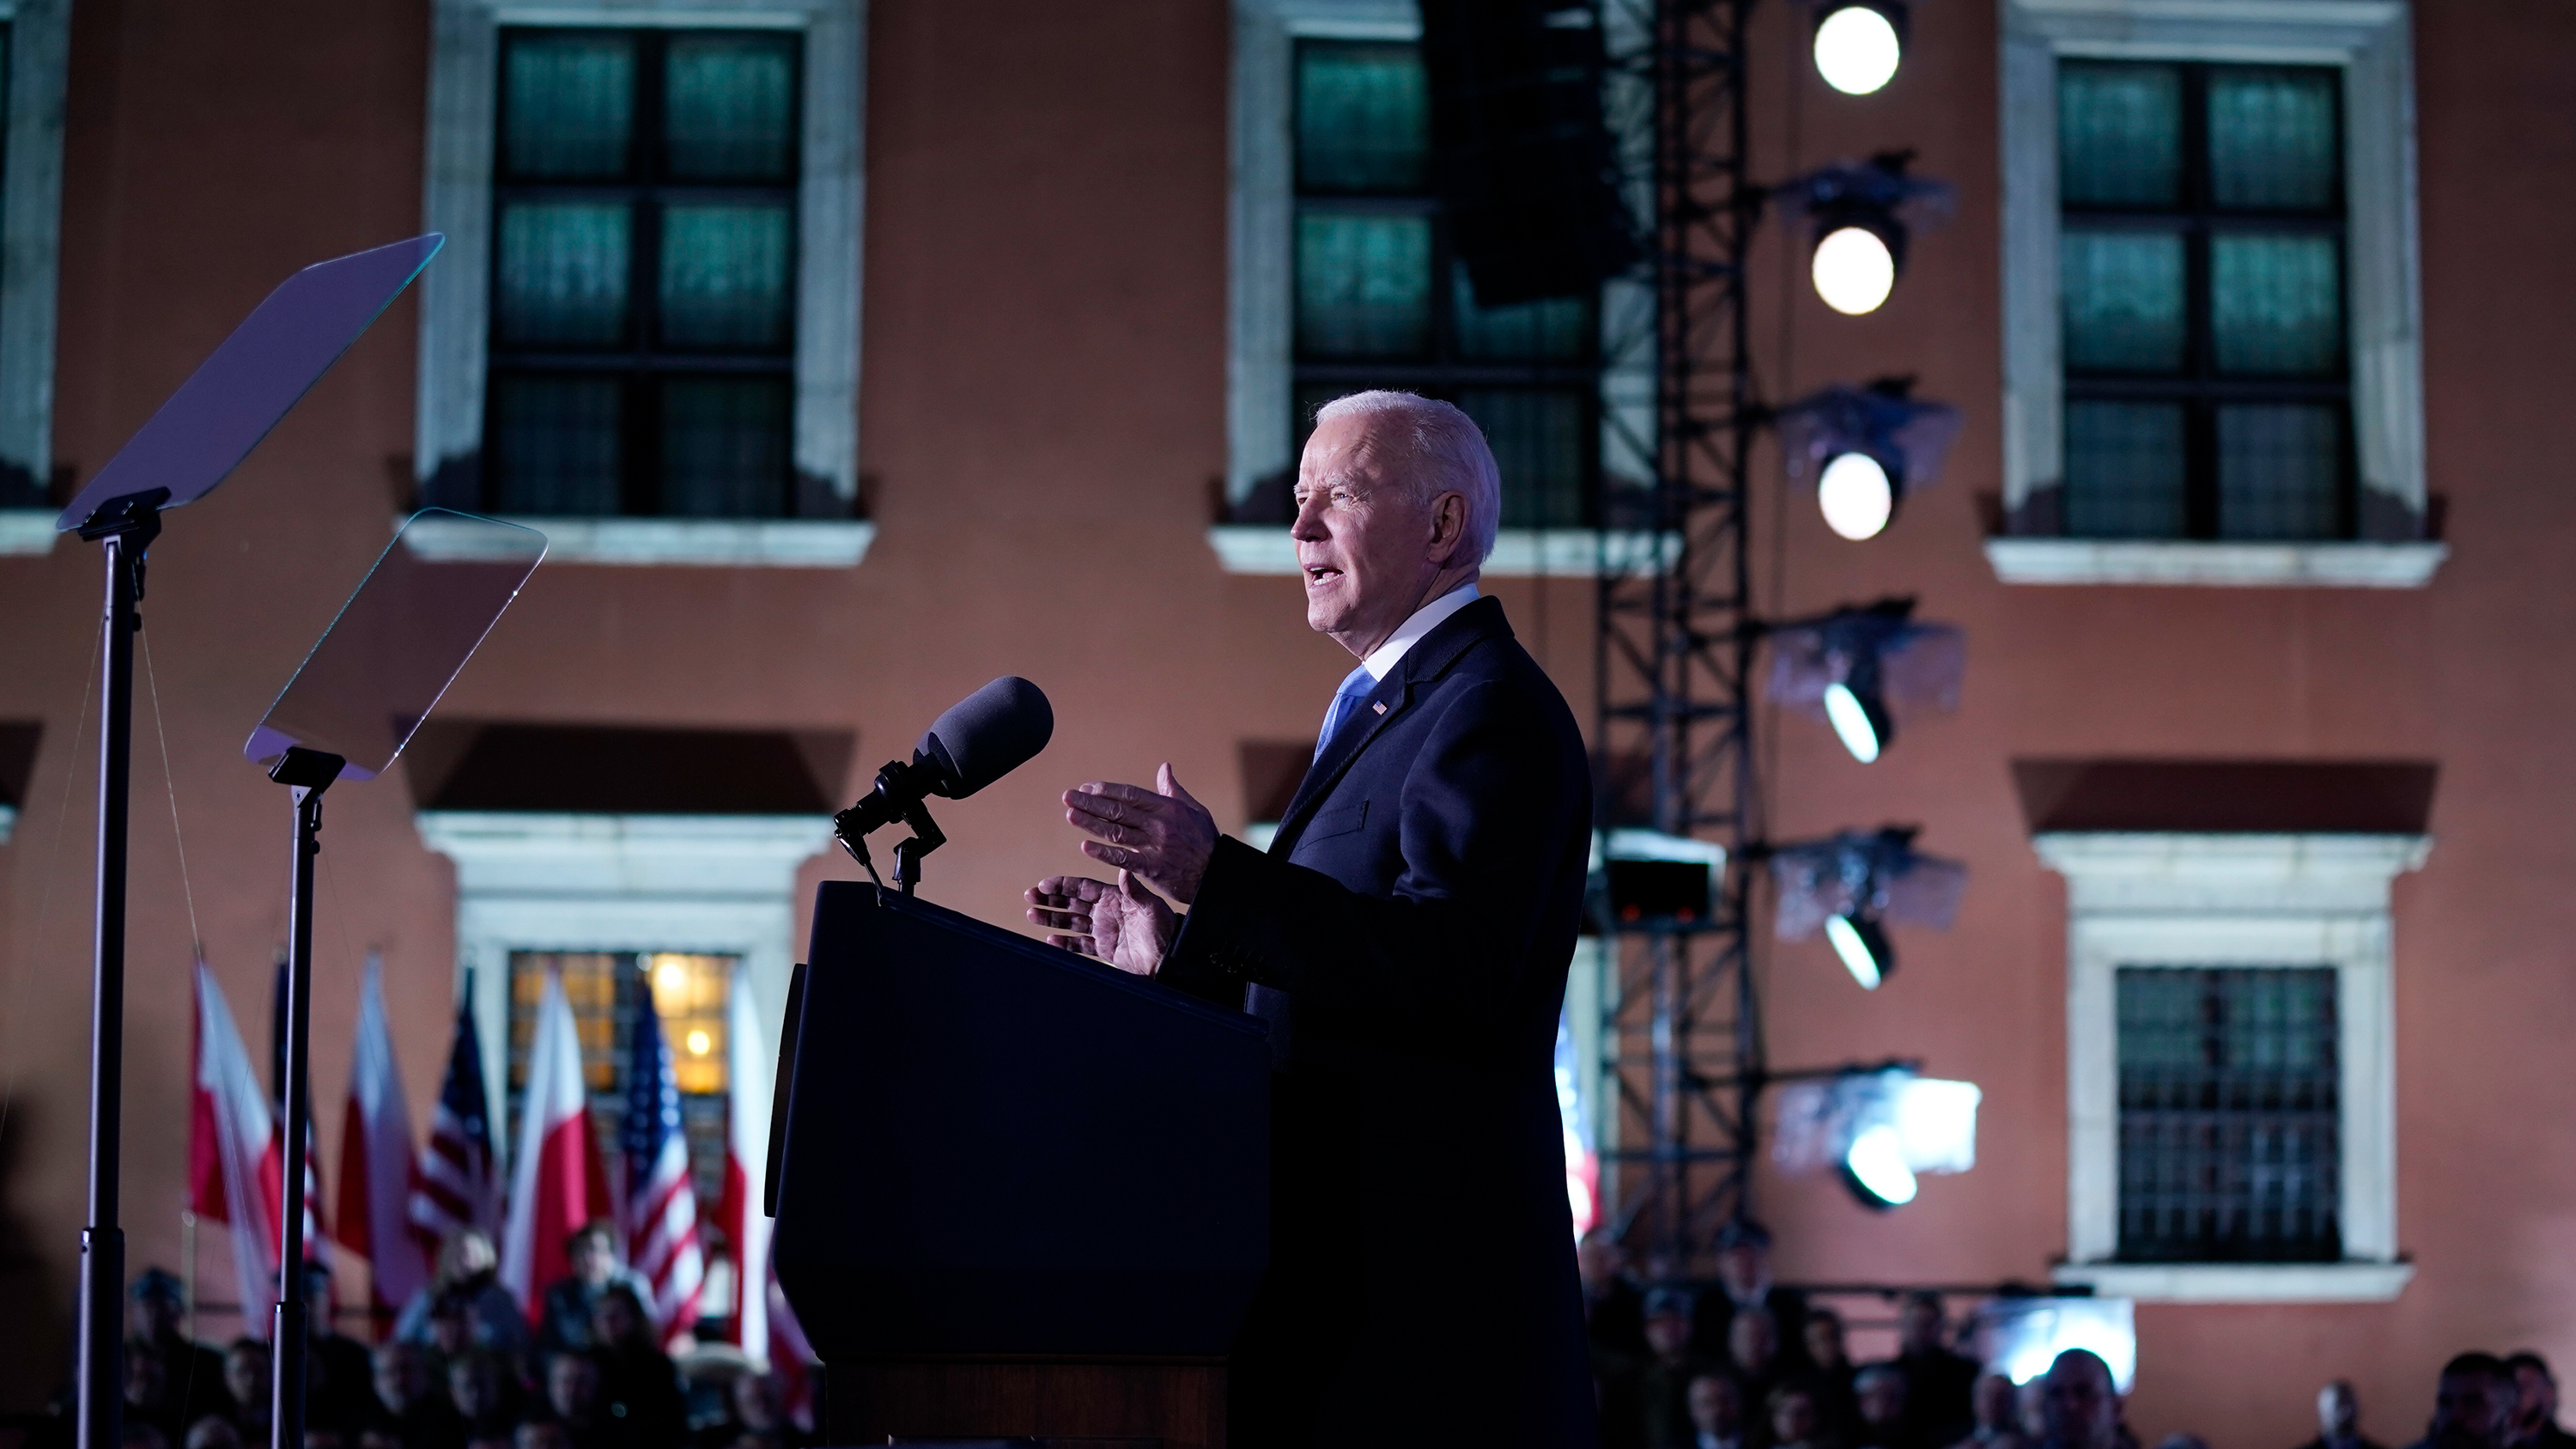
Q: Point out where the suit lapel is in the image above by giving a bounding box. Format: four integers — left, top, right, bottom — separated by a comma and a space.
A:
1269, 596, 1512, 855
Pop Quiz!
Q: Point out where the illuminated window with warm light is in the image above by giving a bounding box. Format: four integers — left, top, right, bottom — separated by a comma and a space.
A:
507, 950, 736, 1204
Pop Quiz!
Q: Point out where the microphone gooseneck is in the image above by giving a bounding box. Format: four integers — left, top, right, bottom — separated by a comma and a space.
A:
835, 677, 1054, 894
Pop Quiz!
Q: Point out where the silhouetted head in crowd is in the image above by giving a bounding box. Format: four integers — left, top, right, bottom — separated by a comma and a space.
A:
732, 1372, 784, 1434
426, 1288, 478, 1357
1772, 1383, 1822, 1448
2433, 1354, 2518, 1449
2509, 1355, 2561, 1441
547, 1350, 604, 1427
1899, 1290, 1948, 1357
568, 1221, 620, 1288
372, 1342, 430, 1417
435, 1229, 501, 1288
128, 1269, 187, 1344
1857, 1364, 1908, 1432
1973, 1373, 2022, 1437
1690, 1373, 1745, 1440
2321, 1379, 2363, 1443
513, 1424, 569, 1449
1577, 1232, 1628, 1295
1715, 1221, 1775, 1303
2042, 1349, 2120, 1449
222, 1340, 270, 1422
185, 1417, 241, 1449
1731, 1306, 1779, 1379
447, 1350, 508, 1427
591, 1284, 653, 1354
1807, 1307, 1851, 1373
1643, 1288, 1696, 1367
2019, 1379, 2050, 1440
124, 1337, 169, 1414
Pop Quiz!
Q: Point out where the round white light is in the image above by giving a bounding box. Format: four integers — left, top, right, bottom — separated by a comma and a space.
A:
1817, 452, 1895, 540
1814, 6, 1903, 96
1845, 1123, 1917, 1206
1812, 225, 1897, 314
1821, 681, 1884, 763
1823, 912, 1884, 989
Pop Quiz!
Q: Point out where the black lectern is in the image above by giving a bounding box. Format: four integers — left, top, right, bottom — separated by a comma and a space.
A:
772, 883, 1270, 1447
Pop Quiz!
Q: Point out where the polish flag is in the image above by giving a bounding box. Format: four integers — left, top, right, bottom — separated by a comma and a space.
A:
716, 967, 771, 1362
337, 953, 430, 1320
499, 966, 611, 1315
191, 961, 287, 1337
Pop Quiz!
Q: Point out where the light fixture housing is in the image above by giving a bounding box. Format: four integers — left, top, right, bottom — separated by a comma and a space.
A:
1765, 596, 1963, 763
1820, 648, 1892, 763
1812, 2, 1908, 96
1824, 910, 1893, 988
1773, 1067, 1983, 1213
1777, 378, 1965, 541
1841, 1122, 1917, 1206
1768, 825, 1968, 989
1779, 154, 1954, 318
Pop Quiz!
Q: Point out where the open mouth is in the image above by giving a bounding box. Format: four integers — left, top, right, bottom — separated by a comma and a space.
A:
1303, 564, 1344, 587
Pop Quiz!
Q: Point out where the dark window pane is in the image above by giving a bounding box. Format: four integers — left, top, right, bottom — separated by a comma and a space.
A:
2116, 965, 2339, 1263
1462, 389, 1588, 528
1296, 42, 1429, 194
495, 201, 632, 348
1297, 212, 1432, 358
1454, 264, 1590, 362
489, 374, 623, 514
2208, 68, 2339, 211
2058, 63, 2181, 208
2064, 400, 2185, 538
2211, 234, 2341, 376
660, 376, 790, 517
2217, 404, 2342, 540
659, 203, 793, 350
2062, 229, 2185, 373
502, 33, 635, 179
665, 33, 798, 181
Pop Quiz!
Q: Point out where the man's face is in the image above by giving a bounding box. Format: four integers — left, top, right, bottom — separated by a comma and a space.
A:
1716, 1244, 1768, 1299
1900, 1297, 1944, 1355
1975, 1374, 2019, 1432
130, 1296, 180, 1342
1859, 1376, 1906, 1427
1806, 1316, 1847, 1368
2321, 1382, 2360, 1438
2044, 1354, 2119, 1449
374, 1346, 427, 1414
547, 1356, 599, 1420
125, 1347, 166, 1407
1772, 1391, 1818, 1445
428, 1308, 470, 1357
593, 1294, 642, 1348
1644, 1311, 1693, 1364
571, 1234, 616, 1288
1730, 1311, 1777, 1373
224, 1347, 268, 1409
450, 1361, 497, 1420
2439, 1373, 2508, 1446
1577, 1236, 1624, 1292
1690, 1376, 1742, 1436
2518, 1367, 2557, 1428
1291, 413, 1455, 648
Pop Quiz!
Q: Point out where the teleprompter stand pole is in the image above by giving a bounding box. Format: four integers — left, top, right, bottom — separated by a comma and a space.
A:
265, 746, 343, 1449
73, 488, 167, 1449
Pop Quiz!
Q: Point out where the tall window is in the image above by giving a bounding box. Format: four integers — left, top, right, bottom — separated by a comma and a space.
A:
1289, 40, 1595, 527
507, 951, 734, 1203
486, 28, 800, 519
2116, 965, 2340, 1263
2058, 62, 2350, 540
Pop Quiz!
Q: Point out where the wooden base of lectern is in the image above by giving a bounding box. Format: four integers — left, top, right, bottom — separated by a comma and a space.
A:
829, 1357, 1228, 1448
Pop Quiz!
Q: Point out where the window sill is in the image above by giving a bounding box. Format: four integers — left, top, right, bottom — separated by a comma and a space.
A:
399, 514, 875, 569
1984, 538, 2447, 588
1208, 524, 1678, 577
0, 508, 58, 556
2052, 1261, 2414, 1304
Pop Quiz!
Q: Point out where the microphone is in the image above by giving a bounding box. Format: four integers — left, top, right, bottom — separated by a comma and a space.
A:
838, 677, 1054, 840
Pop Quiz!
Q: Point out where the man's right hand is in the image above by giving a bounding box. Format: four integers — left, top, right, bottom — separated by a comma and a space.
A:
1024, 870, 1176, 977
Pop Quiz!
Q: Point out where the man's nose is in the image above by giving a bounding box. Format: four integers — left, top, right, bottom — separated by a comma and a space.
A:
1290, 498, 1328, 540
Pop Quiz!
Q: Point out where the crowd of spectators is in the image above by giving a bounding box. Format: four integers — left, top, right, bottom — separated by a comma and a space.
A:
1580, 1222, 2576, 1449
63, 1223, 805, 1449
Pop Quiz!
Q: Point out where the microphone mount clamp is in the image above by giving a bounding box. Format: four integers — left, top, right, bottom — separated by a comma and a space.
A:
834, 757, 949, 896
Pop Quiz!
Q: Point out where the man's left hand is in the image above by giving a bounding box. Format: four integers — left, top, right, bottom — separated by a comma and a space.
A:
1065, 762, 1218, 904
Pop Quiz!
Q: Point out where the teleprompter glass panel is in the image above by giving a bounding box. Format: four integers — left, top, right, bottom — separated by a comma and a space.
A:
659, 204, 793, 350
2064, 400, 2186, 539
665, 33, 799, 181
2059, 63, 2181, 209
661, 376, 792, 517
2208, 68, 2340, 212
1296, 41, 1429, 194
2062, 230, 2185, 373
2218, 403, 2343, 540
2117, 965, 2340, 1263
489, 374, 623, 515
503, 33, 637, 179
1297, 212, 1433, 358
2211, 234, 2342, 376
1462, 389, 1589, 528
495, 203, 632, 349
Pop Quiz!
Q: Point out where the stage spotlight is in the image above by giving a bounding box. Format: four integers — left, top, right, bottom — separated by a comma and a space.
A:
1769, 826, 1967, 988
1780, 155, 1954, 317
1778, 379, 1963, 540
1765, 598, 1963, 763
1813, 3, 1906, 95
1842, 1123, 1916, 1206
1773, 1067, 1982, 1212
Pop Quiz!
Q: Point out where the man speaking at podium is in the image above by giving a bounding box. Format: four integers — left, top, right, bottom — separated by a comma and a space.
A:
1026, 391, 1598, 1446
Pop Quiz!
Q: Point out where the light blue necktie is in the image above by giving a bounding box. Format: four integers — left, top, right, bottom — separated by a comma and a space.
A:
1315, 664, 1376, 761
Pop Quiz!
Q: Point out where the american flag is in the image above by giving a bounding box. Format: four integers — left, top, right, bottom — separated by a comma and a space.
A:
622, 993, 703, 1343
410, 983, 500, 1246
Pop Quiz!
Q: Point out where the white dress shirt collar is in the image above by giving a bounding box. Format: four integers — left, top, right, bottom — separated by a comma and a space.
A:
1358, 580, 1480, 684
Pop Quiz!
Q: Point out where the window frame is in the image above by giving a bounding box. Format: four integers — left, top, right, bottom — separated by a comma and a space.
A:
0, 0, 74, 555
2037, 831, 2427, 1302
1990, 0, 2440, 588
416, 0, 868, 565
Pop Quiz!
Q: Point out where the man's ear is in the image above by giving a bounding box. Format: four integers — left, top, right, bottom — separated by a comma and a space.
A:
1428, 490, 1468, 563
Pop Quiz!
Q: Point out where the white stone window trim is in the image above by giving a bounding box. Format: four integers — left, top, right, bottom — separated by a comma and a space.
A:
1207, 522, 1677, 578
2036, 830, 2428, 1303
400, 511, 874, 567
1996, 0, 2430, 589
416, 809, 830, 1171
417, 0, 866, 569
0, 0, 73, 555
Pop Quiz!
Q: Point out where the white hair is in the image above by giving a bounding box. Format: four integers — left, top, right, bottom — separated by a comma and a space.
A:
1313, 390, 1502, 566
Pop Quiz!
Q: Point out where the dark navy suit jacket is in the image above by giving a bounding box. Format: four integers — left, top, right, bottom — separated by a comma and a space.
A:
1162, 594, 1599, 1448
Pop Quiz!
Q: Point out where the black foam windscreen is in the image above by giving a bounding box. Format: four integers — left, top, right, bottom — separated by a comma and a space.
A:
916, 677, 1054, 800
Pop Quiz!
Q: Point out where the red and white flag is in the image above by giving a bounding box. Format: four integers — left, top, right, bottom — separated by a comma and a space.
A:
191, 961, 287, 1337
716, 967, 771, 1362
337, 953, 430, 1318
499, 966, 611, 1316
